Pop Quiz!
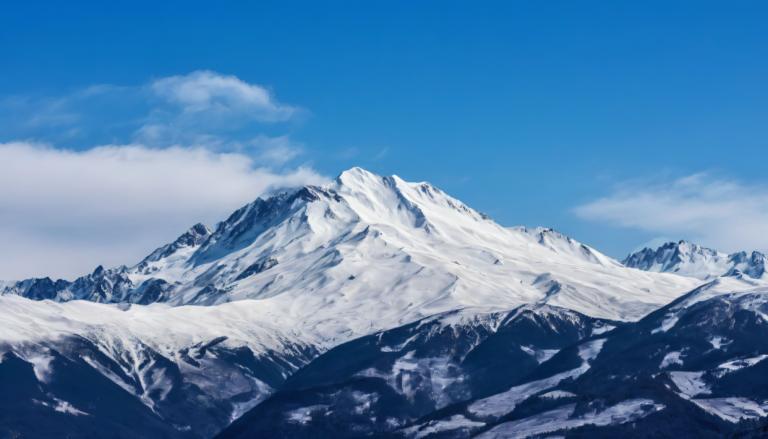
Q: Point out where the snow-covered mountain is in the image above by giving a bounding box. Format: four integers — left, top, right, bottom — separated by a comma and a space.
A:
2, 167, 767, 438
222, 278, 768, 438
623, 240, 766, 280
3, 167, 701, 324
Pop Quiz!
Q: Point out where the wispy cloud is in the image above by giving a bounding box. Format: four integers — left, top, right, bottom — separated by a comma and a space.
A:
0, 72, 325, 279
136, 71, 304, 147
575, 173, 768, 252
149, 71, 297, 122
0, 142, 327, 280
246, 135, 304, 165
0, 71, 304, 155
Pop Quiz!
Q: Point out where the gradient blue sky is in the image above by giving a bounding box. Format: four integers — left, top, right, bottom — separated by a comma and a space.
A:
1, 1, 767, 278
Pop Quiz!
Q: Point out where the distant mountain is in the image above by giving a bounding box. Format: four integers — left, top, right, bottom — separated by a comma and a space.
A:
623, 240, 766, 280
0, 223, 212, 304
1, 167, 766, 438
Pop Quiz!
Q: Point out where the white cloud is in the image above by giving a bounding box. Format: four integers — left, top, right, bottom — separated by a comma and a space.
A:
0, 142, 328, 280
0, 71, 303, 151
150, 71, 297, 121
247, 135, 303, 165
0, 72, 322, 279
138, 72, 302, 147
575, 173, 768, 252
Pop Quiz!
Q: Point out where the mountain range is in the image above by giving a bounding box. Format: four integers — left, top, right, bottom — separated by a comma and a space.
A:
1, 167, 767, 438
623, 240, 766, 280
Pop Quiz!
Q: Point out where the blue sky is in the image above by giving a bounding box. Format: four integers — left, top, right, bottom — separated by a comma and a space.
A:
1, 1, 767, 278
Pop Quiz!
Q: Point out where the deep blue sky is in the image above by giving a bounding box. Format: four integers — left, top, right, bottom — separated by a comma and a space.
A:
2, 0, 767, 259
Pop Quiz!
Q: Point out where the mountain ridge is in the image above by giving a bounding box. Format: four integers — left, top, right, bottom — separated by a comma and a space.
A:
623, 240, 766, 280
1, 167, 767, 438
2, 167, 702, 323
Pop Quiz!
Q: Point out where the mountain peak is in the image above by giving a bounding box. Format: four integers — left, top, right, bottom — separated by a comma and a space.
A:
338, 166, 374, 177
624, 241, 765, 280
141, 222, 212, 264
188, 222, 212, 237
336, 167, 434, 197
336, 166, 382, 187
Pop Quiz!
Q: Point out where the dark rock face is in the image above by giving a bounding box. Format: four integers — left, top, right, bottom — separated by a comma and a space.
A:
220, 306, 613, 438
1, 223, 213, 304
141, 223, 213, 265
0, 349, 182, 439
6, 277, 71, 300
1, 266, 136, 303
624, 240, 766, 280
0, 335, 319, 439
235, 258, 278, 281
5, 286, 768, 438
219, 289, 768, 438
727, 251, 766, 279
130, 278, 172, 304
190, 187, 332, 266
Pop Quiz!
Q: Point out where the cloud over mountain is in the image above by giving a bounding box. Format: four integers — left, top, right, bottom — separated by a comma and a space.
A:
575, 173, 768, 253
0, 72, 322, 280
0, 142, 326, 280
